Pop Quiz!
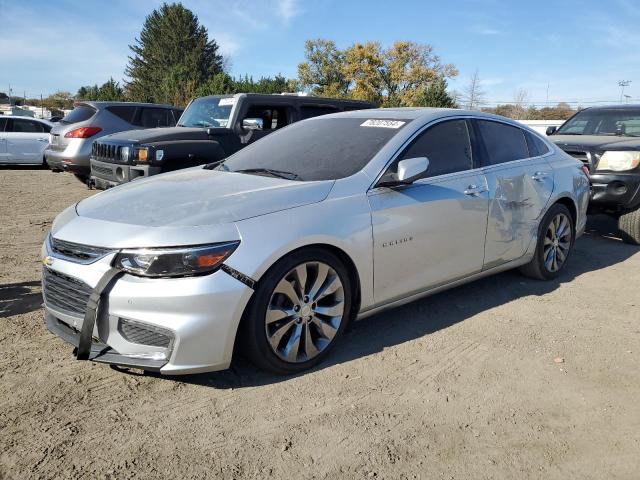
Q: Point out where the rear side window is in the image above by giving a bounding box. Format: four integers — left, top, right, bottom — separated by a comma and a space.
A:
136, 108, 174, 128
399, 119, 473, 178
106, 106, 137, 124
61, 105, 96, 124
477, 120, 529, 165
300, 105, 340, 120
525, 131, 550, 157
11, 118, 47, 133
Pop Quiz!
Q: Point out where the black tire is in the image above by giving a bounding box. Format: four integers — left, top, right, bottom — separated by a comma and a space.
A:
240, 248, 352, 374
519, 203, 575, 280
618, 208, 640, 245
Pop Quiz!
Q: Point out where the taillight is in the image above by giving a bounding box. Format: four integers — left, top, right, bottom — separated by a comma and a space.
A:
581, 165, 590, 177
64, 127, 102, 139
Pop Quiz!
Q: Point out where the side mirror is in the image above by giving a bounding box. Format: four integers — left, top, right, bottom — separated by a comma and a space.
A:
546, 126, 557, 136
378, 157, 429, 187
242, 118, 263, 131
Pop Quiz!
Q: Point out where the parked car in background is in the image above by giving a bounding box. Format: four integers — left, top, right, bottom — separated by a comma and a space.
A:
0, 116, 52, 165
547, 105, 640, 244
43, 109, 589, 375
88, 93, 375, 189
45, 101, 183, 182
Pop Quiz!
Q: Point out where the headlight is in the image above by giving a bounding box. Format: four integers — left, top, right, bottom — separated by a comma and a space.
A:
113, 241, 240, 278
136, 147, 149, 164
597, 151, 640, 172
120, 146, 130, 162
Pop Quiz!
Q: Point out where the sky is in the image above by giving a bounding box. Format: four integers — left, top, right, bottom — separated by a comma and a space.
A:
0, 0, 638, 106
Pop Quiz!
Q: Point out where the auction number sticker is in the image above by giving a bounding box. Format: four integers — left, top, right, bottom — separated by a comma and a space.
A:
219, 97, 236, 106
360, 119, 405, 129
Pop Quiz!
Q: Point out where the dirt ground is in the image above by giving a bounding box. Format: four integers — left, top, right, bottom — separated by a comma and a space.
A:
1, 167, 639, 480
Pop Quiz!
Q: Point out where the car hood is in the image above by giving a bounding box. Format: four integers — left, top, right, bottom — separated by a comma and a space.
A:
551, 135, 640, 150
75, 167, 334, 227
101, 126, 223, 143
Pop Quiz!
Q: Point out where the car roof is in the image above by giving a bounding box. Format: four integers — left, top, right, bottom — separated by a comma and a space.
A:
317, 107, 527, 125
197, 93, 376, 106
578, 104, 640, 111
79, 101, 176, 109
1, 115, 53, 125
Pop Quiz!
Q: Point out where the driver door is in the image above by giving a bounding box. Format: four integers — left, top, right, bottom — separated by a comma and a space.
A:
368, 119, 489, 304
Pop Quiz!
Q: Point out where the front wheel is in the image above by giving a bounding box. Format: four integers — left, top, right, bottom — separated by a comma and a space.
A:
618, 208, 640, 245
520, 204, 574, 280
241, 248, 352, 374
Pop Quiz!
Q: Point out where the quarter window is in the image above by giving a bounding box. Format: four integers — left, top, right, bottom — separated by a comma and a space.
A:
136, 108, 174, 128
398, 119, 473, 178
477, 120, 529, 165
525, 130, 550, 157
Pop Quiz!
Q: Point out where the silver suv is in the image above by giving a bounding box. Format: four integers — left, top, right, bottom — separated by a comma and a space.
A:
45, 101, 182, 181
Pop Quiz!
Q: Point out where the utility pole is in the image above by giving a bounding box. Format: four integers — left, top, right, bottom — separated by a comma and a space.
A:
619, 80, 631, 103
546, 82, 550, 106
8, 84, 12, 106
41, 94, 44, 118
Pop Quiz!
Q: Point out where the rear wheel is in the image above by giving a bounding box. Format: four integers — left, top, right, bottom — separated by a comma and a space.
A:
618, 207, 640, 245
520, 203, 574, 280
241, 248, 352, 374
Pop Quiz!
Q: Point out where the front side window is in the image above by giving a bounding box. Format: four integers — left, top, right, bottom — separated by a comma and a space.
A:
243, 105, 289, 130
220, 117, 407, 181
397, 119, 473, 178
477, 120, 529, 165
557, 108, 640, 137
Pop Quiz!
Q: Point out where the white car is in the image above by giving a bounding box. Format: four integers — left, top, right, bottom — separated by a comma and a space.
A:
0, 115, 53, 165
42, 109, 589, 375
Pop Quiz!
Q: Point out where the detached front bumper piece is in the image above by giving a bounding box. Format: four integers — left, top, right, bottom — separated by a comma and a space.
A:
45, 313, 167, 371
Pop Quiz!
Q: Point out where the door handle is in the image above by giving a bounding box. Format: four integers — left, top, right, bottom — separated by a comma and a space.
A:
37, 138, 49, 142
532, 171, 550, 182
464, 185, 488, 196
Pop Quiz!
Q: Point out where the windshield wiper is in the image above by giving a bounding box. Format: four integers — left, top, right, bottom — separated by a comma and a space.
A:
203, 159, 228, 170
235, 168, 300, 180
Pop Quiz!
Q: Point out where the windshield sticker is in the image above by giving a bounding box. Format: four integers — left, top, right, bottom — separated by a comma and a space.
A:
361, 119, 406, 129
219, 98, 235, 106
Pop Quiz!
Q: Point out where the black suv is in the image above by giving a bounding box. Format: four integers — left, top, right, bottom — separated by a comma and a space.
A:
548, 105, 640, 244
89, 93, 375, 189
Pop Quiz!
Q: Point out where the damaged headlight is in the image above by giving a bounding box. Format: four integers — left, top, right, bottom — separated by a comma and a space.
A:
113, 241, 240, 278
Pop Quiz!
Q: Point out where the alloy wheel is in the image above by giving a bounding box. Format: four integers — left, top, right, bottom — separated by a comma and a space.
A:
543, 213, 572, 272
265, 261, 345, 363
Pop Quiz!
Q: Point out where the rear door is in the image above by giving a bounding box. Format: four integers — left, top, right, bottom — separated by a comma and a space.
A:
475, 119, 554, 268
6, 118, 50, 164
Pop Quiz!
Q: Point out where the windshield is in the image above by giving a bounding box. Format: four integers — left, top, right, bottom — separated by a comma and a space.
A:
218, 117, 408, 181
557, 108, 640, 136
178, 96, 234, 128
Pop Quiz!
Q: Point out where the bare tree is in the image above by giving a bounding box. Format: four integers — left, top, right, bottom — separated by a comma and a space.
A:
461, 70, 486, 110
512, 88, 529, 119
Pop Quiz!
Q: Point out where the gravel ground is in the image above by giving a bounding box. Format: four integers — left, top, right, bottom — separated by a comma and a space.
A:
1, 167, 639, 480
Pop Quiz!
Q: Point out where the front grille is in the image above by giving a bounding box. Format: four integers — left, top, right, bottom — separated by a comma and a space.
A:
565, 150, 590, 167
118, 319, 173, 348
50, 236, 112, 264
42, 268, 92, 318
92, 142, 123, 162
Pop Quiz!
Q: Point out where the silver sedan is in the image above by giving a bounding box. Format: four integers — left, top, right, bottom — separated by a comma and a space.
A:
41, 109, 590, 374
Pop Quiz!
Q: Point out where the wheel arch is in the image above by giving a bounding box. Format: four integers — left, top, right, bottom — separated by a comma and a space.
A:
552, 195, 578, 232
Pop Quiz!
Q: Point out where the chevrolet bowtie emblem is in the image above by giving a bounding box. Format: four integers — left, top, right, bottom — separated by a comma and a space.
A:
43, 256, 54, 267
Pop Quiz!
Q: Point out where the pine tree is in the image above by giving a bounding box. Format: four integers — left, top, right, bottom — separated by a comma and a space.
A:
416, 78, 457, 108
126, 2, 223, 105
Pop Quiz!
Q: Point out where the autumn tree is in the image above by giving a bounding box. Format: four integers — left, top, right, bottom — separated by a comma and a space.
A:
297, 39, 351, 97
126, 2, 224, 104
298, 39, 457, 106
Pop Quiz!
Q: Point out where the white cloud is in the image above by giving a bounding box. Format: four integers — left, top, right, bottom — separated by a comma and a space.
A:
276, 0, 300, 23
471, 26, 504, 36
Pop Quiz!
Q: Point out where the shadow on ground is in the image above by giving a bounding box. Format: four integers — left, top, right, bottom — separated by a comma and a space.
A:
0, 281, 42, 318
129, 214, 635, 389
